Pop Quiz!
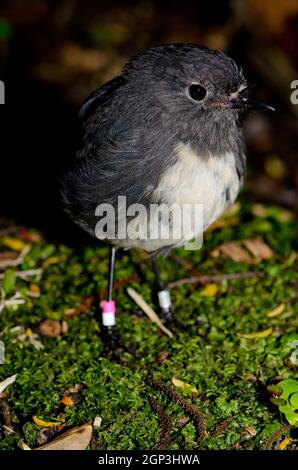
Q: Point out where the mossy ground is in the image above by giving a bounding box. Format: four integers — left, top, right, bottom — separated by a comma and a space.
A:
0, 199, 297, 450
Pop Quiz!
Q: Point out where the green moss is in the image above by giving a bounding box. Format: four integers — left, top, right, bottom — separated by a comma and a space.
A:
0, 201, 297, 450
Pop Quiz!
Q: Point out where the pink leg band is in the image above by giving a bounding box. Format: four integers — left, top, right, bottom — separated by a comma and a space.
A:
102, 300, 116, 327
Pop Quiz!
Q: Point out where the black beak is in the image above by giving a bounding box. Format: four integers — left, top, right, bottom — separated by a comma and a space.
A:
230, 95, 275, 112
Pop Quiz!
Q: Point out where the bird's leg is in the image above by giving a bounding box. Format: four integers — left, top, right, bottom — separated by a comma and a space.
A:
101, 246, 123, 356
151, 255, 173, 325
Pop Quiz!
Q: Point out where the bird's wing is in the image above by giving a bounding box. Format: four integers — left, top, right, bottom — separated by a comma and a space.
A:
78, 75, 127, 122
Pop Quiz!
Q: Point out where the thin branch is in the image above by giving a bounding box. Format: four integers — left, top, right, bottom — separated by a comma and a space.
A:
127, 288, 174, 339
0, 245, 31, 270
148, 377, 205, 440
149, 396, 173, 450
167, 271, 264, 289
263, 424, 290, 450
0, 268, 42, 281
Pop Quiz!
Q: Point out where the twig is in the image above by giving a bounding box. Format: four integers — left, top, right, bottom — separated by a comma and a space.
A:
0, 398, 14, 433
0, 291, 25, 314
263, 424, 290, 450
148, 378, 205, 440
0, 268, 42, 281
127, 288, 174, 339
0, 245, 31, 270
167, 271, 263, 289
149, 396, 173, 450
213, 417, 233, 436
168, 254, 202, 276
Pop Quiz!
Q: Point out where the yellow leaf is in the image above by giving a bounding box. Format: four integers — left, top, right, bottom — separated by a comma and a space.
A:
266, 303, 285, 318
1, 236, 28, 252
172, 377, 198, 395
278, 437, 293, 450
42, 257, 60, 268
199, 284, 218, 297
33, 416, 61, 428
237, 328, 273, 339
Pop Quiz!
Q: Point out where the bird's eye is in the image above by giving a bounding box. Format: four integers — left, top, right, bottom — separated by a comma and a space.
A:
188, 84, 207, 102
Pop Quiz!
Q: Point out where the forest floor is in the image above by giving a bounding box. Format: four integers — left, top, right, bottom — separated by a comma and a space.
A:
0, 198, 297, 450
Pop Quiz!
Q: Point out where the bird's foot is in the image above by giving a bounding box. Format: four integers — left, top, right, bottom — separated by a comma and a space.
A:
102, 326, 125, 360
159, 308, 205, 334
102, 326, 138, 361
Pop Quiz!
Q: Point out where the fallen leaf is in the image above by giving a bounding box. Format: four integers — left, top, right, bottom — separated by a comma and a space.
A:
278, 437, 293, 450
33, 416, 61, 428
237, 328, 273, 339
61, 396, 74, 406
38, 320, 61, 338
211, 238, 273, 264
213, 242, 253, 262
19, 229, 42, 243
172, 377, 198, 395
29, 284, 41, 295
199, 283, 218, 297
242, 239, 273, 261
34, 423, 92, 450
267, 303, 286, 318
37, 426, 64, 445
93, 416, 102, 428
0, 374, 17, 393
1, 237, 28, 252
19, 440, 32, 450
42, 257, 60, 268
64, 296, 95, 318
176, 416, 189, 427
245, 426, 257, 436
156, 351, 169, 364
127, 287, 174, 339
61, 320, 68, 334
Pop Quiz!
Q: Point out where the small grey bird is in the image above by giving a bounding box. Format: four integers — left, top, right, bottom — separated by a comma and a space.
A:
61, 44, 274, 348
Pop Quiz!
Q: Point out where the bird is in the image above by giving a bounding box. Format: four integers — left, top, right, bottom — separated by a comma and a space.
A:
61, 43, 274, 351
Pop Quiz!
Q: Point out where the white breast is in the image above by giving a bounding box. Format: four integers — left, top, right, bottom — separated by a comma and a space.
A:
153, 142, 241, 233
112, 143, 241, 252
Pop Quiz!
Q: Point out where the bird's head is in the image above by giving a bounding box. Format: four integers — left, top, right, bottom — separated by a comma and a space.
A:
124, 44, 274, 155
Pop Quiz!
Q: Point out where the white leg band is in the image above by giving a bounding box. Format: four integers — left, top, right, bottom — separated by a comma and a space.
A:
102, 312, 116, 327
158, 290, 171, 310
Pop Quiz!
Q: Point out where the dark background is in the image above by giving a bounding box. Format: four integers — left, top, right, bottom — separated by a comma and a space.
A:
0, 0, 297, 237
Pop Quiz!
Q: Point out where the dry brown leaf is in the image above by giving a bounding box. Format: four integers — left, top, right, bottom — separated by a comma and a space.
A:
211, 239, 273, 264
243, 239, 273, 261
64, 296, 95, 318
127, 287, 174, 339
38, 320, 61, 338
245, 426, 257, 437
60, 396, 74, 406
176, 416, 190, 427
34, 424, 92, 450
215, 243, 253, 263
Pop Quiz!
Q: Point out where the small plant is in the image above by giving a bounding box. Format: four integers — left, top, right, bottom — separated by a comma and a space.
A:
268, 379, 298, 426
